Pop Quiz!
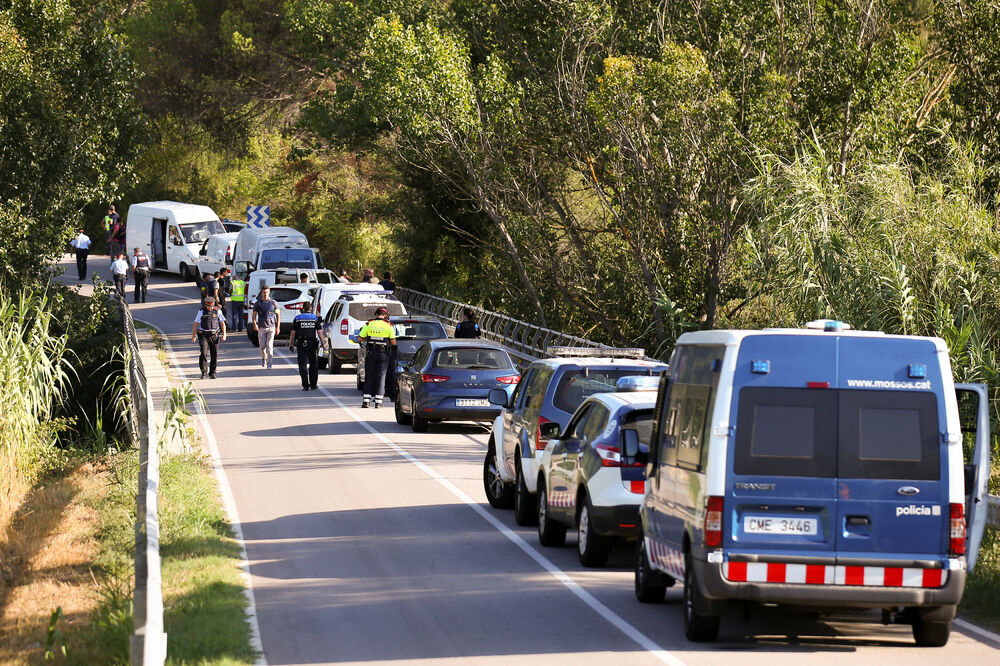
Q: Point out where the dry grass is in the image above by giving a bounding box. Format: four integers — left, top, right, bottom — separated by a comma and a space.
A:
0, 462, 108, 664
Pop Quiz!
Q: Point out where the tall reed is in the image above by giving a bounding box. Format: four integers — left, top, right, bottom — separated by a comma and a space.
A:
0, 288, 71, 533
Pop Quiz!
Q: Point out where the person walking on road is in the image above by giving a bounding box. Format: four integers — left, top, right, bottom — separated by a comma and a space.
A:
131, 247, 151, 303
230, 274, 246, 331
252, 285, 281, 368
358, 306, 396, 408
216, 269, 230, 322
107, 209, 125, 258
454, 308, 482, 339
110, 253, 129, 298
200, 272, 218, 304
69, 228, 91, 280
191, 296, 227, 379
288, 302, 326, 391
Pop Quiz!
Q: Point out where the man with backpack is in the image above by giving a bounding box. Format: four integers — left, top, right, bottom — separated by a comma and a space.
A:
131, 247, 151, 303
190, 296, 227, 379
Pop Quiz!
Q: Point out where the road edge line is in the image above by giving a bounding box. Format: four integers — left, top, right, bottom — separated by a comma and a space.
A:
954, 617, 1000, 646
142, 320, 268, 665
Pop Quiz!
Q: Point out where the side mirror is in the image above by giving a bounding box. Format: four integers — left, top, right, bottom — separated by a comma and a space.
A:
621, 429, 645, 465
199, 241, 208, 255
539, 421, 561, 440
488, 388, 509, 408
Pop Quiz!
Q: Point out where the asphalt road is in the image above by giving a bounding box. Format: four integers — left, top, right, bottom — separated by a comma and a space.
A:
59, 257, 1000, 665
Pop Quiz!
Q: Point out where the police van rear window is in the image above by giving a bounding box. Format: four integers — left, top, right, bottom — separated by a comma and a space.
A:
734, 388, 939, 480
349, 302, 405, 320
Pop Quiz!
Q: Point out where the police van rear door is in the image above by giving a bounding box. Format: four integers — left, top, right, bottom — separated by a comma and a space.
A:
728, 336, 839, 563
956, 383, 990, 571
835, 337, 946, 565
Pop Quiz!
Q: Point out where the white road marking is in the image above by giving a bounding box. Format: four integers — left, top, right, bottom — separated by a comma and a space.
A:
272, 350, 686, 666
140, 321, 268, 666
954, 617, 1000, 646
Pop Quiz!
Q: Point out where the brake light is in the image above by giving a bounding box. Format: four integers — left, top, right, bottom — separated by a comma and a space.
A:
340, 318, 349, 335
284, 302, 304, 310
806, 381, 830, 389
421, 374, 450, 383
496, 375, 520, 385
949, 503, 966, 556
595, 443, 621, 467
704, 496, 723, 547
536, 416, 552, 451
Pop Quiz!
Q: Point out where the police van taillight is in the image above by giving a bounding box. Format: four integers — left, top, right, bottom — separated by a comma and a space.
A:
949, 503, 966, 556
704, 496, 724, 547
340, 318, 349, 335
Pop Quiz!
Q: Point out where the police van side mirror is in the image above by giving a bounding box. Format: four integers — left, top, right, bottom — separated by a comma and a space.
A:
488, 389, 509, 408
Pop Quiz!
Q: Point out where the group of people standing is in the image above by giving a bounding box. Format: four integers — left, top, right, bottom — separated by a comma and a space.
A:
336, 268, 396, 292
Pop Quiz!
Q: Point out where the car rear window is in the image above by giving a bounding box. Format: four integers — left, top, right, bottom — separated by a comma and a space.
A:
394, 321, 446, 339
552, 369, 647, 414
734, 387, 939, 479
623, 408, 655, 445
432, 347, 512, 370
269, 287, 306, 302
349, 302, 405, 320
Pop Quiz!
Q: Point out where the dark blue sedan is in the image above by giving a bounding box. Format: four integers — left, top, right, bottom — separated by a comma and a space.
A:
394, 340, 520, 432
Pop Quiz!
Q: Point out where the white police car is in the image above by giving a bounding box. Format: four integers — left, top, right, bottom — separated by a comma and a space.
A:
634, 320, 990, 646
535, 376, 659, 567
319, 292, 407, 373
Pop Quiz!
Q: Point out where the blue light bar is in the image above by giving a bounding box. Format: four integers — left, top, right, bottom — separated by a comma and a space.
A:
908, 363, 927, 379
751, 360, 770, 375
615, 376, 660, 392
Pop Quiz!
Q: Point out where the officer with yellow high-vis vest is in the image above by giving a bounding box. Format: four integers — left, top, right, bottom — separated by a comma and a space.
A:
358, 307, 396, 408
229, 275, 246, 332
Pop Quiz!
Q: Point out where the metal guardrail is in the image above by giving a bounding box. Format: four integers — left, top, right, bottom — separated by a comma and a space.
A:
117, 295, 166, 666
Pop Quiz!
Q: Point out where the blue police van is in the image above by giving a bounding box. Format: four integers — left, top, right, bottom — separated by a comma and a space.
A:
634, 320, 991, 646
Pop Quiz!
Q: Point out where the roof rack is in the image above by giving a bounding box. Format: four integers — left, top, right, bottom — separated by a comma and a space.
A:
545, 346, 646, 359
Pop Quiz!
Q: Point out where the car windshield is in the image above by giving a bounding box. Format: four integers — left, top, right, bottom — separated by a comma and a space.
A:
394, 321, 446, 339
553, 369, 652, 413
433, 347, 512, 370
178, 220, 225, 244
259, 249, 316, 269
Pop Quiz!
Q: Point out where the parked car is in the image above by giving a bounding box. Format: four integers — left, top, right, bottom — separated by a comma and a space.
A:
395, 340, 520, 432
356, 316, 448, 393
483, 348, 667, 526
320, 292, 406, 374
534, 376, 659, 567
634, 319, 990, 646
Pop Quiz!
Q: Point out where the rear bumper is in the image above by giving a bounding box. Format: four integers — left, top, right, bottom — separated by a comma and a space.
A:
697, 559, 966, 608
589, 504, 642, 538
416, 405, 504, 421
329, 347, 358, 361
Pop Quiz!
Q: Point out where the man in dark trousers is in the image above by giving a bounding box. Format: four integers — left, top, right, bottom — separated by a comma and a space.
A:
287, 302, 326, 391
69, 228, 91, 280
358, 307, 397, 408
108, 213, 126, 258
131, 247, 151, 303
190, 296, 227, 379
217, 267, 232, 325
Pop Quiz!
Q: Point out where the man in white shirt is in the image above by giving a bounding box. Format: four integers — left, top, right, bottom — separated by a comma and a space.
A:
69, 228, 91, 280
110, 253, 130, 297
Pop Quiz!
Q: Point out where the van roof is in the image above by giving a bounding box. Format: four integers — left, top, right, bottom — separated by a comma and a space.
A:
675, 327, 948, 353
128, 201, 220, 223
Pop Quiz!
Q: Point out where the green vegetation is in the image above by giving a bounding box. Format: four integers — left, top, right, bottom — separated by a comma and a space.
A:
962, 528, 1000, 631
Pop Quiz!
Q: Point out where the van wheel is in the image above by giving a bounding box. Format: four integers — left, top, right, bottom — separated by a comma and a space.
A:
394, 397, 412, 425
328, 358, 341, 374
513, 457, 537, 526
683, 551, 720, 642
412, 399, 428, 432
577, 498, 612, 567
635, 539, 669, 603
537, 484, 566, 547
911, 607, 952, 647
179, 263, 190, 281
483, 440, 514, 509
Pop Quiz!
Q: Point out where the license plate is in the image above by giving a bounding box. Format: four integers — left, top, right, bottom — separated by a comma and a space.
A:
456, 398, 489, 407
743, 516, 818, 536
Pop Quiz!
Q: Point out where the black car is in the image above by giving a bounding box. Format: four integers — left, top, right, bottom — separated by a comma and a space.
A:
355, 316, 448, 394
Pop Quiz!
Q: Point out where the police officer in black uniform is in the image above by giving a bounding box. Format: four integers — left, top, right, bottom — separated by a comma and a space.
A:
358, 307, 397, 408
288, 302, 326, 391
190, 296, 227, 379
131, 247, 151, 303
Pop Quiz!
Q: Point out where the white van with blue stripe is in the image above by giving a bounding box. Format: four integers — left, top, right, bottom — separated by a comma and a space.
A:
634, 320, 990, 646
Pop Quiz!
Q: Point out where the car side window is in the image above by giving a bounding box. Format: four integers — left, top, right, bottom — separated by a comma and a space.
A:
512, 369, 533, 408
564, 404, 593, 439
412, 344, 430, 369
524, 367, 551, 413
676, 384, 711, 471
580, 404, 610, 443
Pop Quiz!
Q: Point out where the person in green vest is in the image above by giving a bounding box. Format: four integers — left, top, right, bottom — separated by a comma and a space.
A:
103, 211, 113, 251
230, 274, 246, 332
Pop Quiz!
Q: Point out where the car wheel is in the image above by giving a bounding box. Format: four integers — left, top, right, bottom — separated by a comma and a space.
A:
394, 396, 412, 425
318, 356, 328, 369
683, 549, 720, 642
536, 483, 567, 547
247, 330, 259, 347
635, 538, 669, 603
577, 497, 612, 567
483, 440, 514, 509
356, 372, 364, 391
411, 398, 428, 432
513, 457, 537, 526
328, 358, 341, 374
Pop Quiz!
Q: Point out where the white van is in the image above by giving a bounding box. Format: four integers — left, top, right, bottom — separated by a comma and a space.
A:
125, 201, 226, 280
232, 226, 317, 276
195, 232, 239, 275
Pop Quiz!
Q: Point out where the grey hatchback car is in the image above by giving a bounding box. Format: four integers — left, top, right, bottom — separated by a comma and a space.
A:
483, 349, 668, 525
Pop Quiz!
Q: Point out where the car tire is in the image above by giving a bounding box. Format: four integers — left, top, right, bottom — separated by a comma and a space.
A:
483, 440, 514, 509
577, 498, 612, 567
328, 358, 341, 374
412, 398, 428, 432
318, 356, 328, 369
394, 396, 412, 425
247, 329, 259, 347
635, 538, 669, 603
513, 457, 537, 526
911, 607, 952, 647
683, 550, 720, 642
179, 262, 190, 282
356, 372, 364, 391
536, 483, 567, 547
